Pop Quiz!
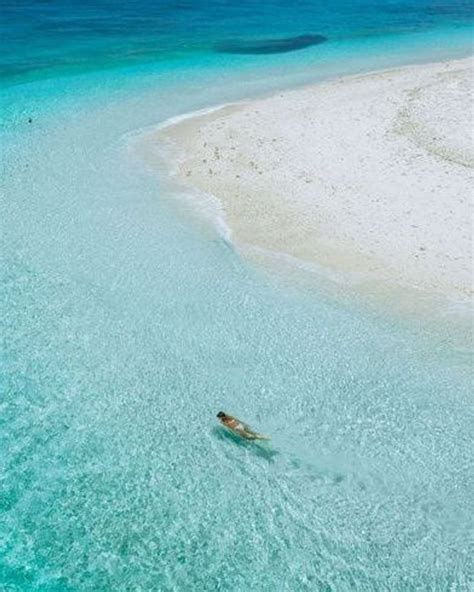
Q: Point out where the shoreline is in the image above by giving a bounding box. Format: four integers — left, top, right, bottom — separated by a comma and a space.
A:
145, 56, 474, 307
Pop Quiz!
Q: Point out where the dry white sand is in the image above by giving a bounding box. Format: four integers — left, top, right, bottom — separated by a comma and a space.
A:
154, 58, 474, 301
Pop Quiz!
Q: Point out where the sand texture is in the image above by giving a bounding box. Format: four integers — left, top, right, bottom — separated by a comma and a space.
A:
155, 58, 474, 301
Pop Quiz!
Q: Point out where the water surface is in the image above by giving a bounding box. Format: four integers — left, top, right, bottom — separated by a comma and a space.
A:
1, 1, 473, 589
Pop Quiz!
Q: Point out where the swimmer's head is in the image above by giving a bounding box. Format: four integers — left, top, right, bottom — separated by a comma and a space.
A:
217, 411, 226, 418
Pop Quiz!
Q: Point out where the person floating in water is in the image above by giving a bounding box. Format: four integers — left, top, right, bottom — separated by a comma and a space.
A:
216, 411, 270, 441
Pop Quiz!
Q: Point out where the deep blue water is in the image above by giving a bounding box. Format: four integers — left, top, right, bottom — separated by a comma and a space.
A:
1, 1, 473, 590
1, 0, 473, 84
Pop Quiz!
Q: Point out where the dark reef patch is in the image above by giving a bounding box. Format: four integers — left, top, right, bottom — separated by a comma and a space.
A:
215, 34, 327, 55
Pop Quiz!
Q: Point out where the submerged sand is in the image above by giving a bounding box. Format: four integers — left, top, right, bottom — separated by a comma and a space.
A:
153, 58, 473, 301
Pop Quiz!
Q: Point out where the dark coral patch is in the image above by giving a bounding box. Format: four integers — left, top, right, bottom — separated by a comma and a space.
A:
215, 34, 327, 55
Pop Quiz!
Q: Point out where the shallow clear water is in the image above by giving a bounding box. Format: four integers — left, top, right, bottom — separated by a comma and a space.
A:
1, 1, 473, 590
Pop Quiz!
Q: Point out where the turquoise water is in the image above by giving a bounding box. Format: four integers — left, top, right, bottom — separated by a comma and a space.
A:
1, 1, 473, 590
1, 0, 473, 85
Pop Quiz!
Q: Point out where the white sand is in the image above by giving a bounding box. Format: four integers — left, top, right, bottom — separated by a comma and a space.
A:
154, 58, 474, 301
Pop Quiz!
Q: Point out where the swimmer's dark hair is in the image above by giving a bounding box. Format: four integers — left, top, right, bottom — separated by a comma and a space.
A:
217, 411, 226, 418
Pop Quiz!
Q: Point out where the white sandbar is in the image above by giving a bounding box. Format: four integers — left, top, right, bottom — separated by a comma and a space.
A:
155, 58, 474, 301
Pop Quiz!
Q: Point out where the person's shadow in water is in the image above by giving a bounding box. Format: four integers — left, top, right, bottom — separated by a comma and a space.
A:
212, 427, 279, 463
